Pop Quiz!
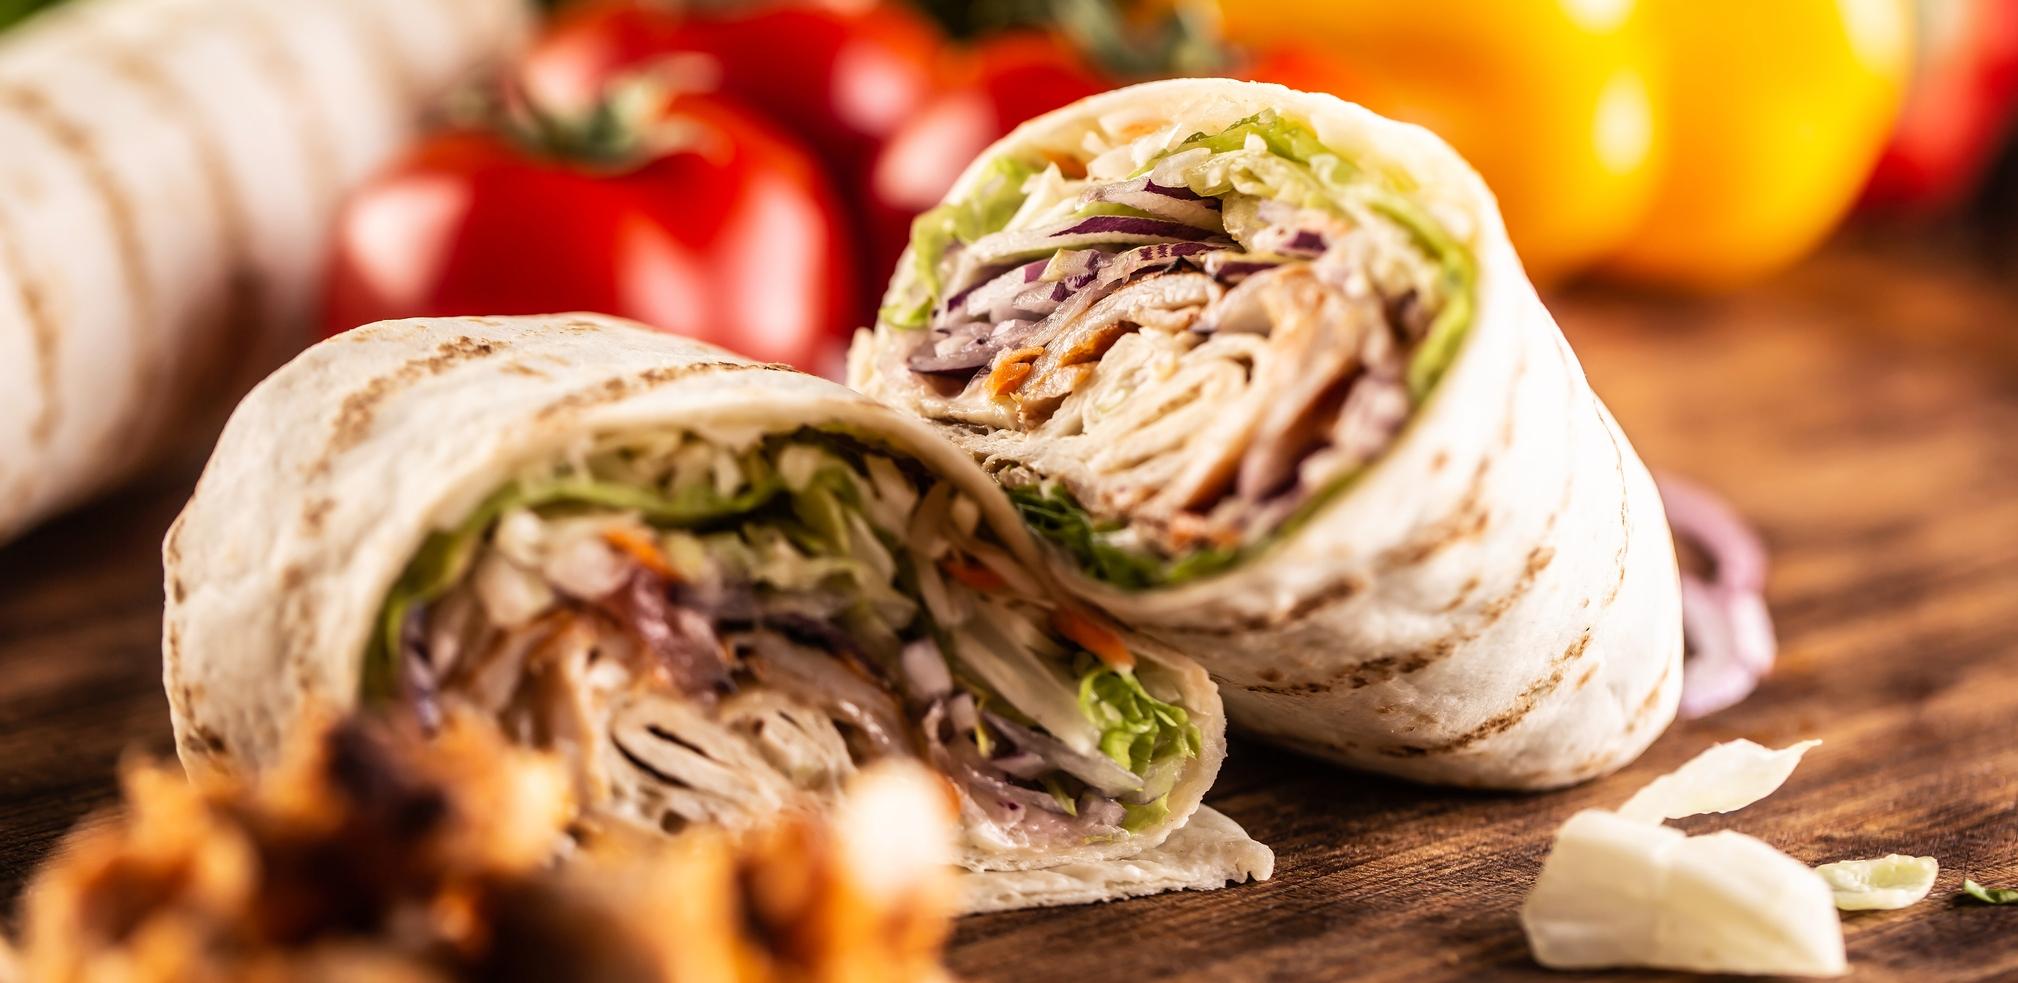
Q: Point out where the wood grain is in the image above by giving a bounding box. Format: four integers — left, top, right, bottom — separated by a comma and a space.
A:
2, 241, 2016, 978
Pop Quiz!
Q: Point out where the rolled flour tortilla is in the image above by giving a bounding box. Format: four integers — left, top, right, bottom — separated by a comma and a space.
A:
163, 314, 1269, 911
849, 78, 1682, 789
0, 0, 527, 545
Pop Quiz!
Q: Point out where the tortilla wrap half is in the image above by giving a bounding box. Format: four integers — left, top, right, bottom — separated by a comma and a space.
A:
849, 78, 1682, 790
0, 0, 526, 546
163, 314, 1269, 910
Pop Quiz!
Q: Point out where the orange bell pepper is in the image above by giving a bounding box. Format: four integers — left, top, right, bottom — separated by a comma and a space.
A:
1210, 0, 1913, 290
1214, 0, 1664, 285
1605, 0, 1913, 288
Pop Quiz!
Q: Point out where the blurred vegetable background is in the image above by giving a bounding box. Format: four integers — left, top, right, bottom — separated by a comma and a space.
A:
0, 0, 2010, 373
0, 0, 60, 30
9, 0, 2016, 370
304, 0, 2018, 369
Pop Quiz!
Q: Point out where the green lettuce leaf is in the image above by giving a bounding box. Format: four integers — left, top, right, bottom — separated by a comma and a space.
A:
1147, 111, 1476, 402
1122, 794, 1171, 834
1963, 879, 2018, 905
1006, 482, 1241, 590
1007, 483, 1165, 589
362, 466, 789, 700
1154, 111, 1341, 171
1001, 111, 1476, 590
1076, 661, 1201, 776
880, 155, 1039, 329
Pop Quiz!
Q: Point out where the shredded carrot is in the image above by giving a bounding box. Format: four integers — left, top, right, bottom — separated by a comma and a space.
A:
985, 346, 1045, 397
941, 555, 1008, 592
1041, 151, 1087, 179
1052, 607, 1134, 670
986, 361, 1034, 396
603, 526, 674, 579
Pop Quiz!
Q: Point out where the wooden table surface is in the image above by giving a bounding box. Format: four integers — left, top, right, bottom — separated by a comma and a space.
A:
3, 239, 2016, 980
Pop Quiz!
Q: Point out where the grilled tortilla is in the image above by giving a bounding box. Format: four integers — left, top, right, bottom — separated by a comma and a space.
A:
0, 0, 525, 546
163, 314, 1269, 911
850, 79, 1682, 789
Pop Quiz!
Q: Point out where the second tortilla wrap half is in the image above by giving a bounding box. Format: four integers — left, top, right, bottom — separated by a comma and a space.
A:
850, 78, 1682, 790
0, 0, 526, 546
163, 314, 1269, 912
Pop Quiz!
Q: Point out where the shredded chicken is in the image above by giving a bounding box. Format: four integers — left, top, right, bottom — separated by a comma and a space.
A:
903, 190, 1440, 558
386, 433, 1197, 859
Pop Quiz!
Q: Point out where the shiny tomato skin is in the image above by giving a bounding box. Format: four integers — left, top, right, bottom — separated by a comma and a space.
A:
523, 0, 941, 186
866, 33, 1111, 285
322, 98, 857, 371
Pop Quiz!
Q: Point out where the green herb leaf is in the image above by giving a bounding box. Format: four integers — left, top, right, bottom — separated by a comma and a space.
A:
1963, 879, 2018, 905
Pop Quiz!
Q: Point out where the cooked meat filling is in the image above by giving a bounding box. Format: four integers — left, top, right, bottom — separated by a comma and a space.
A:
371, 429, 1202, 855
876, 111, 1472, 585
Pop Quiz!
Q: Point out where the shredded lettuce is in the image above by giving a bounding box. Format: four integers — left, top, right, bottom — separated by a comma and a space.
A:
1145, 111, 1476, 402
362, 432, 911, 700
971, 707, 995, 757
950, 610, 1098, 756
994, 110, 1477, 590
1122, 794, 1171, 834
1153, 111, 1342, 172
881, 156, 1039, 329
1367, 189, 1475, 401
1006, 482, 1239, 590
363, 468, 792, 699
1076, 661, 1201, 776
367, 425, 1206, 845
1007, 483, 1165, 589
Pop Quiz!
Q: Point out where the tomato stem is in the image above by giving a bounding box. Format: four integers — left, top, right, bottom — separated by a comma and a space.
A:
497, 63, 712, 173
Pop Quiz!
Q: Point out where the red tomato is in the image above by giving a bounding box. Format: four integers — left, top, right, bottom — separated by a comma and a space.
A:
867, 33, 1111, 284
522, 0, 941, 188
520, 0, 940, 329
1863, 0, 2018, 211
322, 97, 857, 372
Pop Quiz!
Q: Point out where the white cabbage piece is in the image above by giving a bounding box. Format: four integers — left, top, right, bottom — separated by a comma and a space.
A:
1815, 855, 1939, 911
1522, 810, 1846, 976
1617, 739, 1820, 824
1522, 739, 1846, 977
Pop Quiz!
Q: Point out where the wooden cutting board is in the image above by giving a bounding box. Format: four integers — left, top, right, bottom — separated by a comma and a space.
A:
2, 239, 2015, 979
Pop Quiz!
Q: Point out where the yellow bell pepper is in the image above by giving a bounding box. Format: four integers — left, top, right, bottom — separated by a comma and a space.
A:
1214, 0, 1665, 285
1604, 0, 1912, 288
1213, 0, 1913, 289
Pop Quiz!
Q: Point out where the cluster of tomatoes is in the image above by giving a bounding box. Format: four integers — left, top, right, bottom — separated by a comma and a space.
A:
324, 2, 1077, 371
324, 0, 2018, 370
319, 0, 1357, 372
